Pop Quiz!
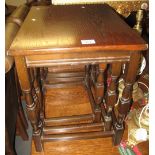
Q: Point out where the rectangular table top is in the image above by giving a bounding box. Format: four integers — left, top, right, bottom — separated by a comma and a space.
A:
8, 4, 147, 56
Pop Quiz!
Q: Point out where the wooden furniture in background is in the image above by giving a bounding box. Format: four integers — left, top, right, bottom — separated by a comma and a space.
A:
5, 4, 30, 155
8, 4, 147, 152
5, 67, 19, 155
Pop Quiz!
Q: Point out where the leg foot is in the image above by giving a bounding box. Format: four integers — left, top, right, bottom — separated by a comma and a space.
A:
113, 123, 124, 145
33, 130, 43, 152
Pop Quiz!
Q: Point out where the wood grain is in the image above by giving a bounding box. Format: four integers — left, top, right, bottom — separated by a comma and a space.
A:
25, 51, 130, 67
43, 122, 104, 134
31, 137, 120, 155
8, 4, 147, 56
48, 64, 85, 73
44, 114, 94, 126
31, 125, 149, 155
44, 85, 93, 118
42, 130, 114, 142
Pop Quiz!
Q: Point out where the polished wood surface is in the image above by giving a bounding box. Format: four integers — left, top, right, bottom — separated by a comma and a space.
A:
31, 126, 149, 155
8, 4, 147, 56
48, 65, 84, 73
44, 114, 94, 126
31, 138, 120, 155
31, 127, 127, 155
44, 85, 92, 118
43, 122, 104, 135
25, 51, 130, 67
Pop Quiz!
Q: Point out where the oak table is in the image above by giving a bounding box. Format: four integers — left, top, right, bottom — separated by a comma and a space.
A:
8, 4, 147, 152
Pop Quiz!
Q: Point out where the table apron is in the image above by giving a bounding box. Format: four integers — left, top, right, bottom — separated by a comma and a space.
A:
25, 52, 131, 67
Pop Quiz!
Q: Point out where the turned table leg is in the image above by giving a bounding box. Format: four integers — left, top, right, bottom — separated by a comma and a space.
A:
15, 56, 43, 151
113, 52, 141, 145
94, 64, 107, 122
104, 62, 121, 131
29, 68, 44, 120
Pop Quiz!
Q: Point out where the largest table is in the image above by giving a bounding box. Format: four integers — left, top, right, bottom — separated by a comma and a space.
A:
8, 4, 147, 152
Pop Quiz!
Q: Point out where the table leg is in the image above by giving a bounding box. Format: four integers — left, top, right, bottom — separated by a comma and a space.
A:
94, 64, 107, 122
85, 64, 91, 87
15, 56, 43, 152
113, 52, 141, 145
30, 68, 44, 120
105, 62, 121, 131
